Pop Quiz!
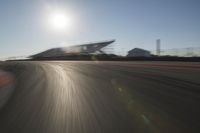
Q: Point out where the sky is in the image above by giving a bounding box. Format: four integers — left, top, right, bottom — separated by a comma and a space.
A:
0, 0, 200, 58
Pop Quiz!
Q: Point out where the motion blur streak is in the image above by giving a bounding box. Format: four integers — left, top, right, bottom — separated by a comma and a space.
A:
0, 70, 15, 109
0, 61, 200, 133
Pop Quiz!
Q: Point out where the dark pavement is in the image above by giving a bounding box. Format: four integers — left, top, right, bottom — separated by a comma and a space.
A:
0, 61, 200, 133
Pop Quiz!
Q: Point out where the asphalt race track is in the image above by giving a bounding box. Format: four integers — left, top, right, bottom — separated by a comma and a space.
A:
0, 61, 200, 133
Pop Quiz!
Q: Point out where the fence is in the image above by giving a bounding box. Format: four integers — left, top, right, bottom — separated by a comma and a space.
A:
151, 47, 200, 57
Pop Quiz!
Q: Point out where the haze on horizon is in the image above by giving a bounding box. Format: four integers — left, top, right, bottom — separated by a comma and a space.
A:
0, 0, 200, 58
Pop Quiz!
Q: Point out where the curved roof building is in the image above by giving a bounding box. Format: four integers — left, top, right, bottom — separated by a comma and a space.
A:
31, 40, 115, 58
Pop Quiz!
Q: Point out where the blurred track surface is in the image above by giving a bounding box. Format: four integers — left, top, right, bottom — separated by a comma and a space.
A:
0, 61, 200, 133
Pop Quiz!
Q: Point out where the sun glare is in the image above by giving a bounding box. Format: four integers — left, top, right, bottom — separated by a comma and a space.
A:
49, 11, 72, 31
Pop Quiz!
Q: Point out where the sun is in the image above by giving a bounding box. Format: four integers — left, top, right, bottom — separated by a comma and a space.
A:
49, 11, 72, 30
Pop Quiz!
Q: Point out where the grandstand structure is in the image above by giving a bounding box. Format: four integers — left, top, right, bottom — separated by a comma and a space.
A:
31, 40, 115, 58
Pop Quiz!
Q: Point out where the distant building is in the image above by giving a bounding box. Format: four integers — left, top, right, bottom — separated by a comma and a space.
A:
127, 48, 151, 57
30, 40, 115, 58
